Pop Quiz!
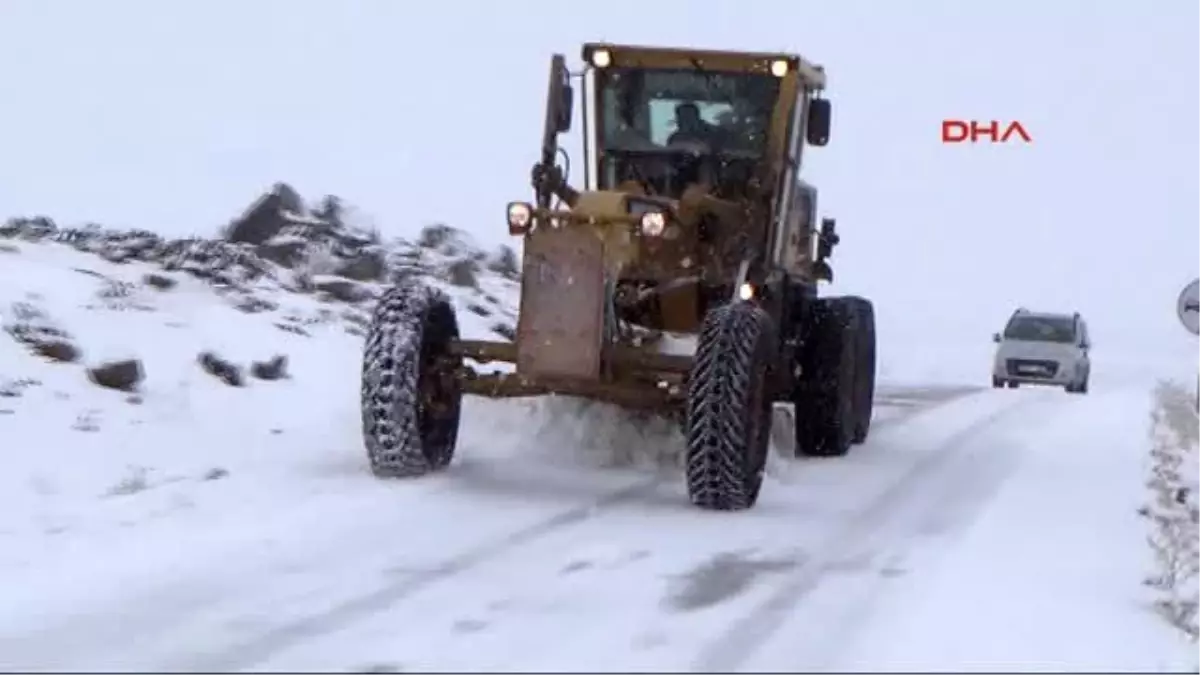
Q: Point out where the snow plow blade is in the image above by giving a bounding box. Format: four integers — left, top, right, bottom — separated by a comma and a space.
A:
516, 222, 605, 381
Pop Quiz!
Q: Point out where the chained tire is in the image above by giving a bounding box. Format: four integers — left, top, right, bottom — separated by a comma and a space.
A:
685, 300, 776, 511
361, 283, 463, 478
794, 297, 857, 457
839, 296, 876, 444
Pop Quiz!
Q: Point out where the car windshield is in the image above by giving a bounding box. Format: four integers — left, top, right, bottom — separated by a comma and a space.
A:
1003, 315, 1077, 343
594, 67, 780, 198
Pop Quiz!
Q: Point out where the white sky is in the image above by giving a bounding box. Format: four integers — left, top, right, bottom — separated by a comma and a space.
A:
1, 0, 1196, 366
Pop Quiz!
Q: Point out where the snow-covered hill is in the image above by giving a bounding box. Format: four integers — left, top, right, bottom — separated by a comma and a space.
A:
0, 199, 534, 554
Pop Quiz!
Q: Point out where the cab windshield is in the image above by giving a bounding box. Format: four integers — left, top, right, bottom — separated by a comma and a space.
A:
595, 67, 781, 199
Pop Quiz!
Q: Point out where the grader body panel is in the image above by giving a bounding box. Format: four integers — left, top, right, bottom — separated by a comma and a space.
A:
516, 224, 604, 381
461, 190, 695, 411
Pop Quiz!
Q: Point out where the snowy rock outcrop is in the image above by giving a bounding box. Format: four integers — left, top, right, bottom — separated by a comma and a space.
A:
1, 183, 522, 309
0, 182, 524, 403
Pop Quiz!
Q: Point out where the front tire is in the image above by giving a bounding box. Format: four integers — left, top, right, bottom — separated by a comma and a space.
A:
685, 301, 775, 511
361, 284, 463, 477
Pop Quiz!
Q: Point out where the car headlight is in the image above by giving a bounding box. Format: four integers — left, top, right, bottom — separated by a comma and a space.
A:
506, 202, 533, 234
640, 211, 666, 237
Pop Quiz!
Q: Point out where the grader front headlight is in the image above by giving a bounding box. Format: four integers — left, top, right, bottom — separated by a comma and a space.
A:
506, 201, 533, 235
639, 211, 666, 237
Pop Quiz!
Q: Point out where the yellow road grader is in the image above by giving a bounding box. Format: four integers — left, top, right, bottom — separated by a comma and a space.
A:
360, 42, 877, 510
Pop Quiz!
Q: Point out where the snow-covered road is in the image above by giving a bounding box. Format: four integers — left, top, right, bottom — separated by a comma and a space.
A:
1, 238, 1193, 672
3, 383, 1188, 672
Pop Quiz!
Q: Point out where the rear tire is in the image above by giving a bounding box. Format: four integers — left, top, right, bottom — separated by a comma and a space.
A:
685, 301, 775, 511
1006, 381, 1019, 389
992, 376, 1004, 388
838, 297, 876, 444
361, 283, 463, 478
795, 298, 856, 458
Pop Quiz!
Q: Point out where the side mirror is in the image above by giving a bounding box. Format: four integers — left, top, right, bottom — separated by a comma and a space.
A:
558, 84, 574, 134
544, 55, 572, 141
538, 55, 571, 208
1080, 340, 1090, 350
992, 332, 1002, 343
816, 217, 839, 261
806, 98, 831, 147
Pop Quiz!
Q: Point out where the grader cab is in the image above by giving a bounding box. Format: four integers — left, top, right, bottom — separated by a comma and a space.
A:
360, 43, 878, 511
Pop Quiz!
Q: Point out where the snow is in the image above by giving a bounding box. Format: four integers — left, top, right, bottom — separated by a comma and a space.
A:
825, 387, 1197, 673
0, 232, 1195, 672
654, 331, 697, 357
280, 208, 332, 227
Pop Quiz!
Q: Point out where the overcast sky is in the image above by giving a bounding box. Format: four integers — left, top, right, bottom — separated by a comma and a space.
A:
1, 0, 1195, 374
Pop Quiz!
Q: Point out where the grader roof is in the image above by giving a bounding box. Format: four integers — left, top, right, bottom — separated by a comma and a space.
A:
581, 42, 827, 90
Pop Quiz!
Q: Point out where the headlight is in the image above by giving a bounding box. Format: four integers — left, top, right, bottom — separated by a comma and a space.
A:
738, 283, 755, 300
507, 202, 533, 235
770, 59, 790, 77
640, 211, 666, 237
591, 49, 612, 69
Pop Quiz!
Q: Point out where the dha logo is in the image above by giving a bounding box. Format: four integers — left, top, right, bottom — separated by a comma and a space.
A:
942, 120, 1032, 144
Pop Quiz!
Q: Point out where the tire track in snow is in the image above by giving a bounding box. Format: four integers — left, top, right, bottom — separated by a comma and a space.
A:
692, 391, 1044, 672
0, 462, 665, 672
160, 386, 976, 672
165, 476, 664, 672
785, 421, 1029, 674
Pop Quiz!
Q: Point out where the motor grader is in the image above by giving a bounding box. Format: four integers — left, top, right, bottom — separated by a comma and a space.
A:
360, 42, 877, 511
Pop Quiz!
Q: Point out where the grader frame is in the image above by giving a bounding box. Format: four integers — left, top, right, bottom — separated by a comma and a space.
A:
452, 42, 834, 414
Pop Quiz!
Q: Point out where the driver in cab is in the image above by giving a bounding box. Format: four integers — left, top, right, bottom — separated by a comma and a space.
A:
667, 102, 726, 151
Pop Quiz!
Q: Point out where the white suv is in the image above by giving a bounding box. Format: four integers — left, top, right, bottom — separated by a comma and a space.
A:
991, 309, 1091, 394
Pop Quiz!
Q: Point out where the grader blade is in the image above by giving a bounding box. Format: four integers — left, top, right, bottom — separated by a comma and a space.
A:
517, 226, 605, 380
